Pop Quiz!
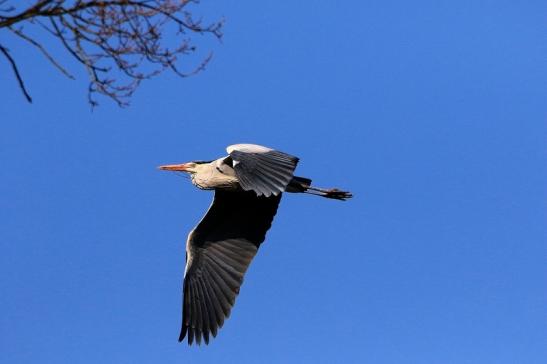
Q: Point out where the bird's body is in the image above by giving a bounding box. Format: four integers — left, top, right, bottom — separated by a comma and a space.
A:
159, 144, 351, 345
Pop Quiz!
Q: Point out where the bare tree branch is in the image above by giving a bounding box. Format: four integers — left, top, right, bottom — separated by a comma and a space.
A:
0, 1, 222, 107
0, 43, 33, 102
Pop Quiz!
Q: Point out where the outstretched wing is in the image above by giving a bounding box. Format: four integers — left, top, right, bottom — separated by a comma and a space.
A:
180, 189, 282, 345
227, 143, 299, 197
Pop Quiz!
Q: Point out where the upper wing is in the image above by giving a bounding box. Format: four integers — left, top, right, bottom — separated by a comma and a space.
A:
227, 143, 299, 197
180, 189, 282, 345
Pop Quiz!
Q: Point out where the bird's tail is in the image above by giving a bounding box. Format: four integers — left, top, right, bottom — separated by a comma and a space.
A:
286, 176, 352, 201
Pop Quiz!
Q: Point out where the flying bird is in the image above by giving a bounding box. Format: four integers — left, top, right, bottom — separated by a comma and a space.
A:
159, 143, 352, 345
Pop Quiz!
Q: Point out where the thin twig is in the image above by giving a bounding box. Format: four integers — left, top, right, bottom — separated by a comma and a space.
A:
0, 43, 32, 102
9, 26, 75, 79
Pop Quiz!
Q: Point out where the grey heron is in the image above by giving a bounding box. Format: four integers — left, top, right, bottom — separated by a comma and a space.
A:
159, 143, 352, 345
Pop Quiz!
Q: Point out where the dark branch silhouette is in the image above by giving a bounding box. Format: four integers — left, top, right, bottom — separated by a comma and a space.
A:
0, 0, 222, 107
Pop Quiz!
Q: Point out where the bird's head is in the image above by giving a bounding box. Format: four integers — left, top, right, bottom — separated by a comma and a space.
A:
158, 160, 212, 174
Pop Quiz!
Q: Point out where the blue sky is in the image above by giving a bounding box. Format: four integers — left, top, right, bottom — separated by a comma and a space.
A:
1, 1, 545, 363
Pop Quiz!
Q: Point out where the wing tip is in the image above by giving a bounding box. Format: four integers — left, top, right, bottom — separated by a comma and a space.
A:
178, 326, 187, 343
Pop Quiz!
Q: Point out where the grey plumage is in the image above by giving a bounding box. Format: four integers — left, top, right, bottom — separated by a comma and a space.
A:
227, 144, 299, 197
159, 143, 352, 346
180, 190, 281, 345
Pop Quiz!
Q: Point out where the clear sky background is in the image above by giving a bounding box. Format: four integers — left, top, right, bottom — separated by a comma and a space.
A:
1, 1, 545, 363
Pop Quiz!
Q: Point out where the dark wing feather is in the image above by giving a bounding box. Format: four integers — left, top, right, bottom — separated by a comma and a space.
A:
227, 144, 299, 197
179, 189, 282, 345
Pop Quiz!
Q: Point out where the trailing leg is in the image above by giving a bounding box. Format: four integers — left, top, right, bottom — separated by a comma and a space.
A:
286, 176, 352, 201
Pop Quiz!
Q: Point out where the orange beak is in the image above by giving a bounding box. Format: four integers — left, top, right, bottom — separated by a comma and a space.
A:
158, 163, 190, 172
